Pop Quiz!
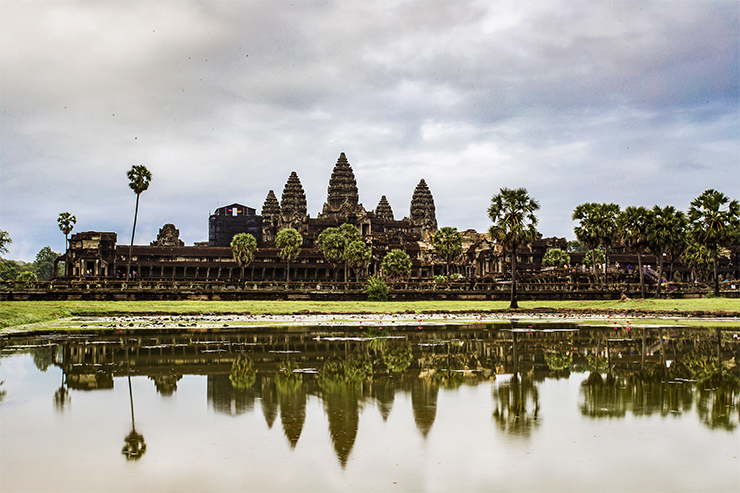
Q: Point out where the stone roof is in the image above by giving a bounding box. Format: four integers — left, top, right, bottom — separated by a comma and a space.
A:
280, 172, 307, 220
375, 195, 394, 221
409, 178, 437, 231
261, 190, 280, 217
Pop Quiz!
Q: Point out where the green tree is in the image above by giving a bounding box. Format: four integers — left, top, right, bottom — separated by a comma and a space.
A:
276, 228, 302, 281
433, 226, 463, 276
541, 248, 570, 268
648, 205, 687, 298
573, 203, 620, 283
617, 206, 652, 298
0, 230, 10, 258
682, 241, 712, 282
573, 203, 602, 281
34, 246, 60, 281
488, 187, 540, 309
581, 247, 605, 267
57, 212, 76, 251
365, 275, 389, 301
17, 271, 38, 287
337, 224, 362, 281
381, 249, 412, 280
345, 240, 372, 281
688, 189, 740, 297
566, 240, 589, 253
126, 165, 152, 280
230, 233, 257, 282
317, 228, 347, 281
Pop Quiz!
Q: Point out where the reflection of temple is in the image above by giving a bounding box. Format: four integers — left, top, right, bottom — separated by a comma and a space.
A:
17, 324, 738, 460
55, 152, 567, 281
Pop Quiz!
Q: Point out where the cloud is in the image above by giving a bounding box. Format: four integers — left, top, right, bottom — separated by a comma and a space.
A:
1, 0, 737, 260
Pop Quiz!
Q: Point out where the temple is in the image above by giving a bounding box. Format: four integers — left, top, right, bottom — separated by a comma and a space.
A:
58, 152, 559, 281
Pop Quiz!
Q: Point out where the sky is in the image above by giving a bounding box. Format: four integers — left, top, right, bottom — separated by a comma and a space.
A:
1, 0, 738, 262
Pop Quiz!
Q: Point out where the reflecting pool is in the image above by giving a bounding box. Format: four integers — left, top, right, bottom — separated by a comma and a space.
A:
1, 322, 739, 492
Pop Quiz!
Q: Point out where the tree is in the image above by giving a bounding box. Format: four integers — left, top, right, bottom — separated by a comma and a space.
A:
541, 248, 570, 268
0, 230, 10, 257
580, 248, 605, 267
337, 224, 362, 281
648, 205, 687, 298
573, 203, 603, 282
57, 212, 76, 251
230, 233, 257, 283
488, 187, 540, 309
433, 227, 463, 276
34, 246, 60, 281
126, 165, 152, 280
595, 203, 621, 285
688, 189, 740, 297
317, 228, 347, 281
381, 249, 412, 279
617, 206, 652, 298
276, 228, 302, 281
566, 240, 589, 253
345, 240, 372, 281
682, 241, 712, 282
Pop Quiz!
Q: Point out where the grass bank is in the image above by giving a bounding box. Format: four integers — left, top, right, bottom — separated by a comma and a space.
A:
1, 298, 738, 331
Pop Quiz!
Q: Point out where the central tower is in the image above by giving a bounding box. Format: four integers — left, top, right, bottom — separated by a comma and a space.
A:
320, 152, 366, 219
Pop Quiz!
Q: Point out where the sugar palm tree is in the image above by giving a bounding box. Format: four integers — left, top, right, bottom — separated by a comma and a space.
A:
230, 233, 257, 283
317, 227, 347, 281
488, 187, 540, 309
572, 203, 603, 283
617, 206, 652, 298
276, 228, 302, 281
648, 205, 687, 298
126, 165, 152, 280
433, 226, 463, 276
57, 212, 76, 251
688, 189, 740, 297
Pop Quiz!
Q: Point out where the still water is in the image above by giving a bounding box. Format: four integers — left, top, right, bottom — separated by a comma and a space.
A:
1, 322, 738, 492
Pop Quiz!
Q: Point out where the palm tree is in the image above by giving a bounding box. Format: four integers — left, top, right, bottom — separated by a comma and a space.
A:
275, 228, 302, 281
617, 206, 652, 298
337, 224, 362, 281
572, 203, 603, 283
126, 165, 152, 280
57, 212, 76, 251
345, 240, 372, 281
230, 233, 257, 283
648, 205, 687, 298
433, 227, 463, 276
488, 187, 540, 309
688, 189, 740, 297
595, 203, 620, 284
317, 227, 347, 281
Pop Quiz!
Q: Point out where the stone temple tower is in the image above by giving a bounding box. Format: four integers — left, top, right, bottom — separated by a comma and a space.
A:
279, 172, 308, 230
261, 190, 280, 242
409, 178, 438, 235
374, 195, 394, 221
320, 152, 365, 219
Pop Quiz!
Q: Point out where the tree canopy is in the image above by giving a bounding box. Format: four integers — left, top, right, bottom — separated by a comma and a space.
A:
382, 249, 412, 279
541, 248, 570, 268
231, 233, 258, 281
488, 187, 539, 308
433, 227, 463, 276
688, 189, 740, 296
276, 228, 303, 281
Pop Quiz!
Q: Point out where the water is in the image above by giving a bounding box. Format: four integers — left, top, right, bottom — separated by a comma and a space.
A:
1, 323, 738, 492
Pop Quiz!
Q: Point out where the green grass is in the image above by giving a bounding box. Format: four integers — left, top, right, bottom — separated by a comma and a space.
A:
1, 298, 738, 332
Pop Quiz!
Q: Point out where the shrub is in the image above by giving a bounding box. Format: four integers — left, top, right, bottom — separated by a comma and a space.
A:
365, 275, 389, 301
434, 275, 448, 283
450, 272, 462, 280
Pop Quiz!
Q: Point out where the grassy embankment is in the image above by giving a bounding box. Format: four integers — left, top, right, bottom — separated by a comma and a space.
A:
1, 298, 739, 332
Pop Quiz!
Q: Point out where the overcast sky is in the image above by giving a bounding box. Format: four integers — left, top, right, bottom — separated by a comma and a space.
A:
1, 0, 738, 261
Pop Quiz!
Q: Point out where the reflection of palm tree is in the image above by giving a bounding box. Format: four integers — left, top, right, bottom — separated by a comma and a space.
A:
492, 375, 540, 436
697, 379, 740, 431
54, 369, 71, 412
367, 327, 389, 354
122, 347, 146, 461
579, 373, 626, 419
383, 346, 413, 373
230, 355, 256, 389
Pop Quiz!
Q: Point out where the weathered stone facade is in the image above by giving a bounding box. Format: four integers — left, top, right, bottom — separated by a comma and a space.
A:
151, 224, 185, 247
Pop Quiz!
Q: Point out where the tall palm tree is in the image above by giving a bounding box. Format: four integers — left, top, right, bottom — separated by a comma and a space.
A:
648, 205, 687, 298
572, 203, 603, 283
433, 226, 463, 276
230, 233, 257, 283
57, 212, 76, 251
617, 206, 652, 298
126, 165, 152, 280
317, 228, 347, 281
488, 187, 540, 309
276, 228, 302, 281
595, 203, 620, 285
688, 189, 740, 297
